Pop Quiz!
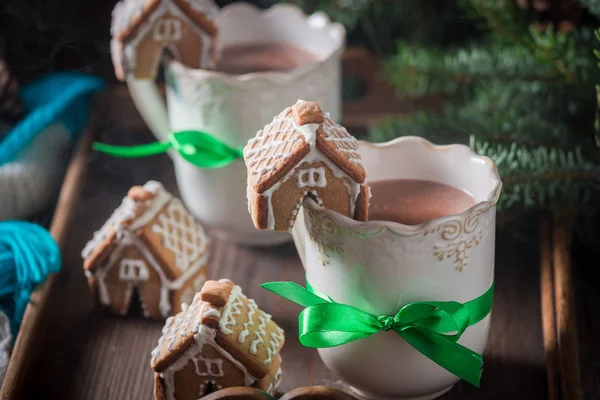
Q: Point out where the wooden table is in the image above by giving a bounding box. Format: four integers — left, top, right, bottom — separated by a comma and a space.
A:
17, 96, 554, 400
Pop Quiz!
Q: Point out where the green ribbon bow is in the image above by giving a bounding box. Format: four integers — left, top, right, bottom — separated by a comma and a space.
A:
261, 281, 494, 387
92, 130, 244, 168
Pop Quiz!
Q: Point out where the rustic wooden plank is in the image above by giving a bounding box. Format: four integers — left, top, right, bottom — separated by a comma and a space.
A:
21, 128, 549, 400
0, 124, 94, 400
442, 224, 547, 400
280, 386, 358, 400
540, 216, 560, 400
553, 219, 582, 400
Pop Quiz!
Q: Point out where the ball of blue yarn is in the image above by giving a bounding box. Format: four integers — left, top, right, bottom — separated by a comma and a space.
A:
0, 221, 61, 335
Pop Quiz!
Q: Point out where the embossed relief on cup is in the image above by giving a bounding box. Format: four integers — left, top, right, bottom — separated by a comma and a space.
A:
342, 233, 427, 269
305, 206, 345, 265
304, 205, 432, 266
425, 209, 490, 271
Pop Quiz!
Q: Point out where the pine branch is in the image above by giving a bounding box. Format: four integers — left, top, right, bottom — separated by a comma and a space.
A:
460, 0, 531, 41
386, 30, 598, 96
458, 80, 597, 145
470, 138, 600, 214
462, 1, 592, 88
368, 113, 472, 146
370, 79, 597, 148
384, 42, 550, 96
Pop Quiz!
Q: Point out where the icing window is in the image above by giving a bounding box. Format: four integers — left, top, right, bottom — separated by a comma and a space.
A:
193, 356, 225, 377
119, 259, 149, 281
297, 167, 327, 188
153, 18, 182, 41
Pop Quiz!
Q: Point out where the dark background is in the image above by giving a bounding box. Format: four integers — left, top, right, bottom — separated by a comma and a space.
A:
0, 0, 276, 83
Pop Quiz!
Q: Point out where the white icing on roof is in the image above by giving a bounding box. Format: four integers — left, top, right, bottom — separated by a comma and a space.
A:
81, 180, 170, 259
151, 286, 258, 392
219, 285, 243, 335
151, 198, 208, 273
297, 123, 319, 146
111, 0, 219, 37
244, 100, 363, 182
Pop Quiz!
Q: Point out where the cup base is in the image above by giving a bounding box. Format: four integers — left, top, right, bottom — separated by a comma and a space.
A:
349, 385, 454, 400
211, 228, 292, 247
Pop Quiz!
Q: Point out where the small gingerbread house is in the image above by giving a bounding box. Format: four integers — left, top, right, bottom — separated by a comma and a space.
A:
110, 0, 219, 80
244, 100, 370, 232
81, 181, 210, 319
151, 279, 284, 399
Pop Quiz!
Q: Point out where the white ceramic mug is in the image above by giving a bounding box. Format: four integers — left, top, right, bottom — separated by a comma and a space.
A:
126, 3, 345, 246
292, 136, 502, 400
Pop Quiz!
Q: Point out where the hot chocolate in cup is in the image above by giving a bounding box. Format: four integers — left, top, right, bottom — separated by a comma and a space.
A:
292, 136, 502, 400
126, 3, 345, 246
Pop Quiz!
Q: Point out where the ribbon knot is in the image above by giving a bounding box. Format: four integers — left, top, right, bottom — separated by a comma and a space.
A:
262, 281, 494, 388
378, 315, 395, 331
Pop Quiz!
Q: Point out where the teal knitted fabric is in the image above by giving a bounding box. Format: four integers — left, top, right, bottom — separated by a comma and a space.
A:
0, 72, 104, 335
0, 221, 60, 335
0, 71, 105, 165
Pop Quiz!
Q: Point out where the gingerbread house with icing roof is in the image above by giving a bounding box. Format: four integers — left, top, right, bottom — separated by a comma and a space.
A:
81, 181, 210, 320
110, 0, 219, 80
151, 279, 284, 399
244, 100, 370, 232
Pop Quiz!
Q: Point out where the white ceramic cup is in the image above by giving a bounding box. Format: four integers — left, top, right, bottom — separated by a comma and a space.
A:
126, 3, 345, 246
292, 136, 502, 400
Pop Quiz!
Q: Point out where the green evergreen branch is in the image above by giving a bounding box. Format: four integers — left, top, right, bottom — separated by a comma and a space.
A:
462, 0, 589, 89
384, 42, 558, 96
470, 138, 600, 213
460, 0, 532, 44
371, 79, 597, 148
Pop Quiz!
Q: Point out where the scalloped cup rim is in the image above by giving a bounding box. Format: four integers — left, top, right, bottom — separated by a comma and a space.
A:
304, 136, 503, 237
169, 2, 346, 82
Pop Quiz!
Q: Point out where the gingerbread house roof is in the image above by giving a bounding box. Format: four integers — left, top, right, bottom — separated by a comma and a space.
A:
151, 280, 284, 382
243, 100, 367, 194
81, 181, 209, 282
111, 0, 218, 43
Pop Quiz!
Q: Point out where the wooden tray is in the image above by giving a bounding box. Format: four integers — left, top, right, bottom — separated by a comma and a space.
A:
0, 122, 94, 400
540, 216, 582, 400
0, 48, 585, 400
15, 126, 549, 400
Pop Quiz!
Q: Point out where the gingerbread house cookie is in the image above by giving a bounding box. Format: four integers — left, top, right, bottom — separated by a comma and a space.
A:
110, 0, 219, 80
244, 100, 370, 231
151, 279, 284, 399
81, 181, 210, 319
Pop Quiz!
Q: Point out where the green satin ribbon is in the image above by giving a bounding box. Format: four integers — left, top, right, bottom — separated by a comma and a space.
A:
92, 130, 244, 168
261, 281, 494, 387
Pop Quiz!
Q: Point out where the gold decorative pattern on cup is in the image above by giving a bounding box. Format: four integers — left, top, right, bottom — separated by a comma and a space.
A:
305, 205, 344, 265
428, 211, 483, 271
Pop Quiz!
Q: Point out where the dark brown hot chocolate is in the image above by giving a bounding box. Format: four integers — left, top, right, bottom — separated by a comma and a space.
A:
369, 179, 476, 225
216, 43, 321, 74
